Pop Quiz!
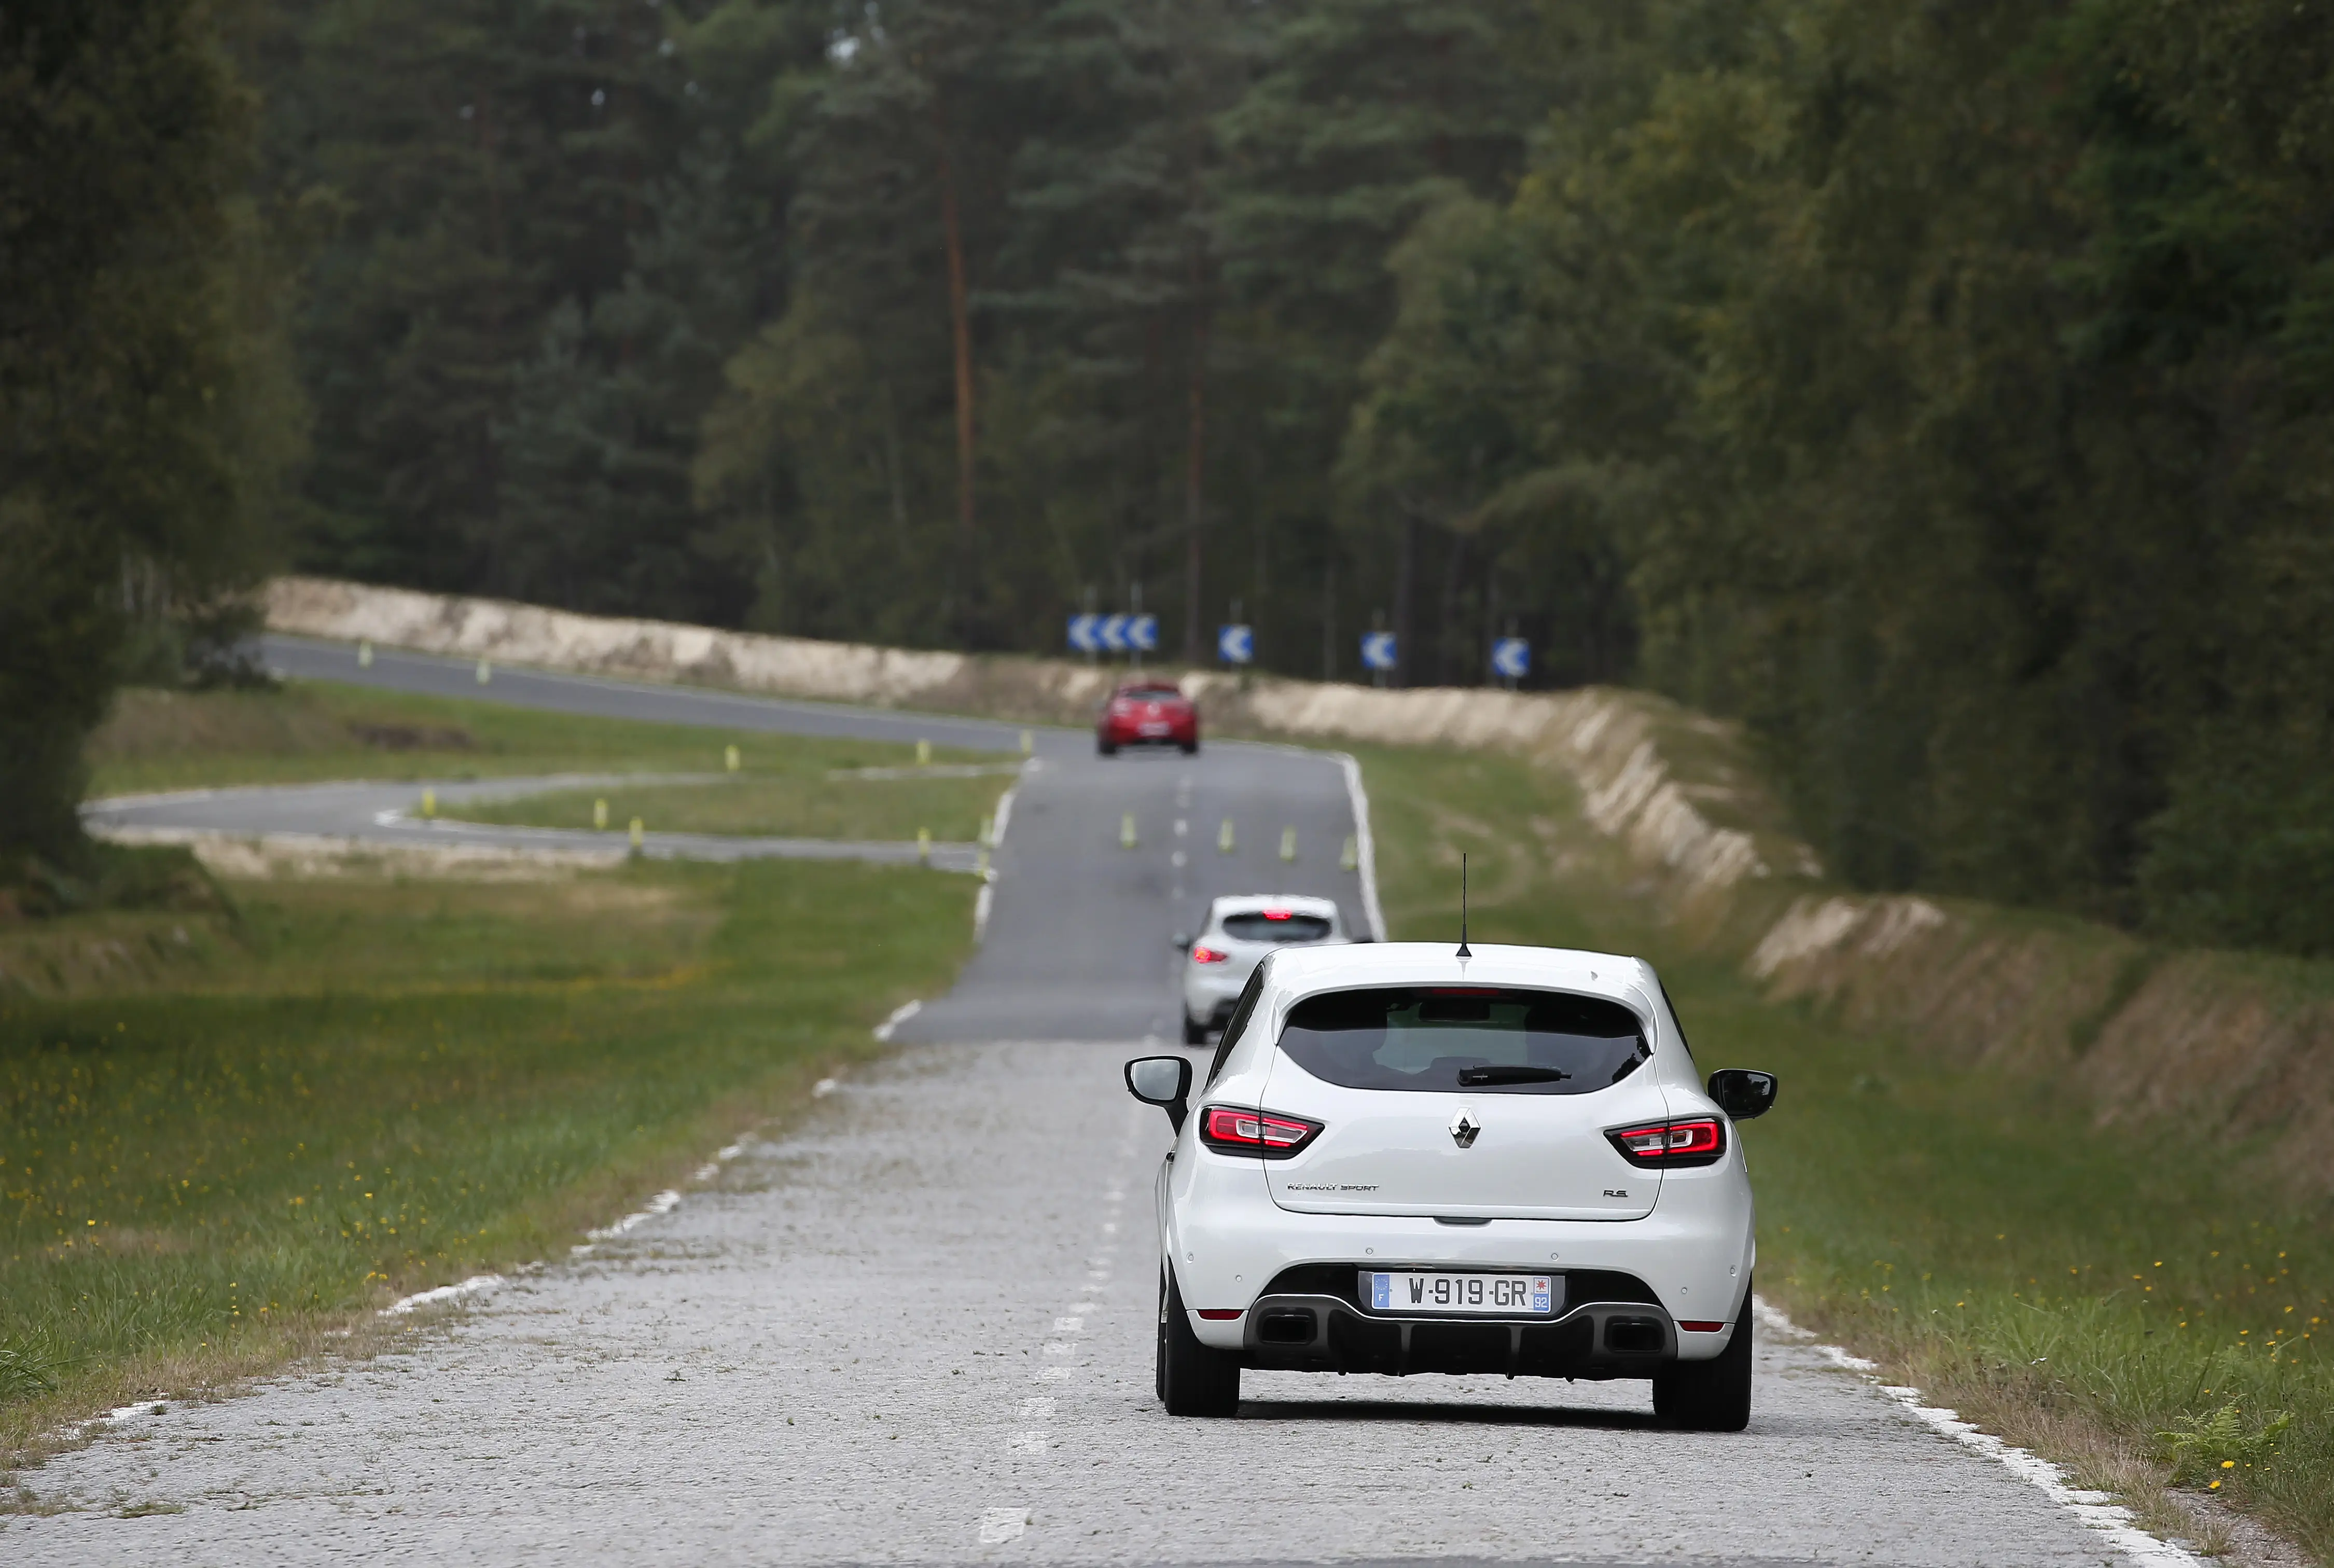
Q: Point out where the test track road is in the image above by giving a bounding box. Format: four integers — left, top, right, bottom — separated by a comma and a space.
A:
9, 641, 2188, 1565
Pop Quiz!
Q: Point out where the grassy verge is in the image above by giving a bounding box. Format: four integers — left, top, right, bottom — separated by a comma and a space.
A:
452, 767, 1013, 844
1355, 739, 2331, 1562
85, 682, 996, 796
4, 851, 975, 1481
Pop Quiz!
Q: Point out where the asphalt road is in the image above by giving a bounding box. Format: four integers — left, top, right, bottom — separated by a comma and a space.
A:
8, 642, 2174, 1564
87, 775, 990, 873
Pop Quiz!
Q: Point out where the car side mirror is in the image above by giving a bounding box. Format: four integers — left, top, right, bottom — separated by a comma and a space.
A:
1124, 1054, 1194, 1132
1707, 1069, 1777, 1121
1170, 932, 1191, 951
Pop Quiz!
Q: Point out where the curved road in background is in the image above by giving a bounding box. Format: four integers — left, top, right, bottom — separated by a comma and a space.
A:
7, 637, 2188, 1566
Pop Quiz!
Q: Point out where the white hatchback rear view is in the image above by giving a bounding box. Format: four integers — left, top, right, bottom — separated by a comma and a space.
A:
1181, 894, 1348, 1044
1126, 941, 1777, 1430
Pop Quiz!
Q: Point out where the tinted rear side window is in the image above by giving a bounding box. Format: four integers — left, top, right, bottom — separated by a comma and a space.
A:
1205, 966, 1270, 1085
1221, 913, 1333, 943
1276, 987, 1647, 1095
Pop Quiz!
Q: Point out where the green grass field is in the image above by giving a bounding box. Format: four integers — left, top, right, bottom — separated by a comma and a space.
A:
1356, 740, 2332, 1561
2, 684, 981, 1481
453, 767, 1014, 845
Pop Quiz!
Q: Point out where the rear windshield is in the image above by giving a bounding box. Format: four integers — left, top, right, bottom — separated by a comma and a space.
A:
1276, 987, 1648, 1095
1118, 687, 1182, 701
1222, 912, 1334, 943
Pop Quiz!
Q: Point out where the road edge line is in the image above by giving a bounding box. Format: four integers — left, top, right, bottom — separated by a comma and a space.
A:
1331, 752, 1386, 941
1752, 1296, 2203, 1566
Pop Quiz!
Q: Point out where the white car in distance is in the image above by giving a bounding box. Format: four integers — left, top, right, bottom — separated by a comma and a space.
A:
1180, 894, 1350, 1045
1126, 940, 1777, 1429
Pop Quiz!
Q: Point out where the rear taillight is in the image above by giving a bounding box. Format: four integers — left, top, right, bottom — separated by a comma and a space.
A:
1190, 945, 1229, 964
1199, 1105, 1323, 1159
1605, 1117, 1726, 1168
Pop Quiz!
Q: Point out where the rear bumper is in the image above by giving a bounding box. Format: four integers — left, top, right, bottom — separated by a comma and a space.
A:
1097, 719, 1197, 744
1238, 1281, 1678, 1379
1163, 1157, 1754, 1363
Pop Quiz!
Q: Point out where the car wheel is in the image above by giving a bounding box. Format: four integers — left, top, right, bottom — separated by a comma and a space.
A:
1651, 1287, 1753, 1432
1155, 1269, 1170, 1405
1180, 739, 1199, 755
1182, 1011, 1207, 1046
1097, 737, 1118, 756
1158, 1266, 1240, 1417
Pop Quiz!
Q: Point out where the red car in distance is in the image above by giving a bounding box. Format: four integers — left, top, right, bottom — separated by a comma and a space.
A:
1097, 681, 1199, 756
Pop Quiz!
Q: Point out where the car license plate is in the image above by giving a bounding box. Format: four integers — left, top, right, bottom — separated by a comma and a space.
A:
1139, 722, 1169, 736
1366, 1271, 1558, 1316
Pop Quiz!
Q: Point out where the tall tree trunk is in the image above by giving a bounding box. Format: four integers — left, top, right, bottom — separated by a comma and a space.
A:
932, 89, 977, 642
1393, 511, 1420, 687
1182, 287, 1209, 663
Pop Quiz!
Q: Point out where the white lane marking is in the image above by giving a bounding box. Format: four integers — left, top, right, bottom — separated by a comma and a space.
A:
978, 1507, 1028, 1544
1018, 1398, 1054, 1420
693, 1162, 719, 1182
1101, 1222, 1117, 1235
871, 999, 921, 1040
582, 1189, 680, 1241
1008, 1431, 1048, 1453
1036, 1365, 1072, 1380
1755, 1298, 2201, 1566
384, 1273, 506, 1316
812, 1077, 839, 1098
1174, 818, 1188, 837
1332, 751, 1387, 940
1170, 850, 1187, 868
1041, 1341, 1074, 1355
974, 880, 995, 942
1052, 1317, 1083, 1333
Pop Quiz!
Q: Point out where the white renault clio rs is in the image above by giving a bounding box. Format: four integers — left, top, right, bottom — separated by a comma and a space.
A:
1125, 941, 1777, 1430
1180, 894, 1350, 1044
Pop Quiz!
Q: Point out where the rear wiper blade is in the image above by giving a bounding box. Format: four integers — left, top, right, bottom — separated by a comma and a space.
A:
1455, 1065, 1571, 1085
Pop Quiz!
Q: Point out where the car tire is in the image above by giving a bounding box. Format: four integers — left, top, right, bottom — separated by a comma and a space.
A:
1182, 1011, 1207, 1046
1180, 739, 1199, 755
1097, 737, 1118, 756
1158, 1266, 1240, 1417
1652, 1288, 1753, 1432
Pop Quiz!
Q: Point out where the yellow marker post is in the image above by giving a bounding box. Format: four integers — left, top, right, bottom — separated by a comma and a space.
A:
978, 814, 994, 849
725, 744, 741, 772
420, 788, 437, 820
1280, 826, 1297, 863
475, 658, 492, 685
976, 844, 990, 878
1218, 818, 1235, 854
357, 640, 373, 668
1020, 729, 1034, 756
629, 816, 645, 849
917, 827, 932, 864
1120, 813, 1137, 850
1341, 834, 1359, 872
915, 739, 932, 767
593, 798, 608, 830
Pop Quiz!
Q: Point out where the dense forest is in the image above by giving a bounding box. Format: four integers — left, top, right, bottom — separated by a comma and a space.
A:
7, 0, 2334, 956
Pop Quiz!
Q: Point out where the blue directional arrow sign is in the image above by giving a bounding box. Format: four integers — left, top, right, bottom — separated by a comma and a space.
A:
1490, 637, 1531, 680
1217, 624, 1254, 664
1098, 614, 1130, 653
1067, 614, 1103, 654
1359, 631, 1398, 672
1127, 614, 1159, 654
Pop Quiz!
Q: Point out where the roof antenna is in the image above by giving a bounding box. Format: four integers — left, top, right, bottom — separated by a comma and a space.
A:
1456, 853, 1472, 960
